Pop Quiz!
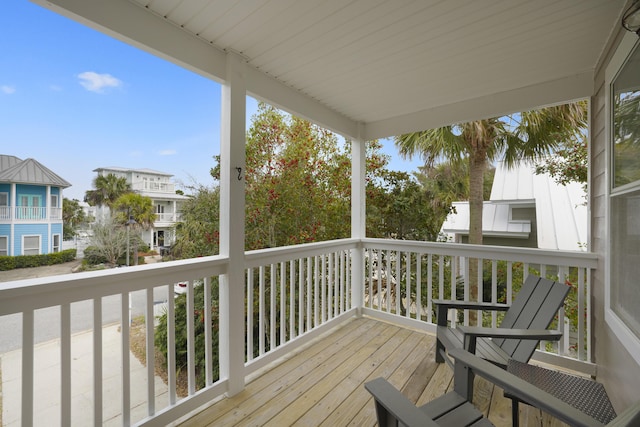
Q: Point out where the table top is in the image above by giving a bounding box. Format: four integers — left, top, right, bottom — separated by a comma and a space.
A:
506, 359, 617, 425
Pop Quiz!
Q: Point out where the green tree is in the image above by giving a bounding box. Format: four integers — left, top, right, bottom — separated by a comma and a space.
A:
395, 102, 586, 246
112, 193, 156, 265
242, 103, 387, 250
62, 198, 87, 240
395, 102, 587, 309
88, 218, 128, 266
84, 173, 131, 209
172, 185, 220, 258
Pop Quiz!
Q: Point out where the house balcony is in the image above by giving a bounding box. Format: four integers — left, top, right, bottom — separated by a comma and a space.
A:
131, 182, 176, 194
154, 212, 182, 225
0, 207, 63, 222
0, 238, 598, 426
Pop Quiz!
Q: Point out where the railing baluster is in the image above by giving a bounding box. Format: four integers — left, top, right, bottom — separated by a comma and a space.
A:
314, 256, 319, 327
145, 288, 155, 415
204, 278, 213, 386
247, 269, 254, 361
307, 257, 312, 331
61, 302, 71, 424
321, 254, 327, 323
93, 297, 103, 424
280, 262, 286, 343
427, 253, 433, 323
259, 266, 265, 355
166, 284, 176, 405
491, 260, 498, 328
22, 309, 35, 427
121, 293, 131, 425
298, 258, 304, 334
416, 254, 422, 321
290, 260, 296, 337
271, 264, 276, 351
186, 281, 195, 395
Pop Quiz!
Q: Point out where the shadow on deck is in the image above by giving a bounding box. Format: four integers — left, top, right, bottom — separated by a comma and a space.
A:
179, 317, 568, 426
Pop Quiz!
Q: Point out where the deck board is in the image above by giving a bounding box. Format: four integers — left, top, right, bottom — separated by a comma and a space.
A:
179, 316, 563, 426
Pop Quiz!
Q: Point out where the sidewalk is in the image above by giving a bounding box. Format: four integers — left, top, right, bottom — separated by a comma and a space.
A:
1, 324, 168, 426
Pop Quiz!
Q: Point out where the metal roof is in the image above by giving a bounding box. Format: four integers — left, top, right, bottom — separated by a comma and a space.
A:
441, 161, 587, 251
0, 155, 72, 188
34, 0, 628, 140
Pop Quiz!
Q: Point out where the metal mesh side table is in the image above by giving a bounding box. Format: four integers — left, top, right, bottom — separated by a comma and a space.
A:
505, 359, 617, 426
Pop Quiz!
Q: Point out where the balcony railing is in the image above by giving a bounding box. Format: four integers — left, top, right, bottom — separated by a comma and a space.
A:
0, 238, 597, 426
131, 182, 176, 193
155, 212, 182, 223
0, 206, 63, 222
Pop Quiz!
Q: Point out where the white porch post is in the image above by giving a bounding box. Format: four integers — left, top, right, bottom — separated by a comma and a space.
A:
219, 52, 246, 396
351, 132, 366, 315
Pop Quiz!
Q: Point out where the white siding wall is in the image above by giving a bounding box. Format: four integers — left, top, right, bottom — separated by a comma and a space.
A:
592, 25, 640, 411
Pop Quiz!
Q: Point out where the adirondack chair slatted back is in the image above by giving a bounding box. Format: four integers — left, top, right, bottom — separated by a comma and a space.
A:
494, 275, 570, 363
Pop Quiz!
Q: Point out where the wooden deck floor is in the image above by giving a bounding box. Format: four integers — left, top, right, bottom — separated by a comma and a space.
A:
180, 317, 568, 426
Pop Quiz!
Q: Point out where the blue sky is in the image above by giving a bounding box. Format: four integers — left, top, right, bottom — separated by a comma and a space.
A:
2, 1, 421, 201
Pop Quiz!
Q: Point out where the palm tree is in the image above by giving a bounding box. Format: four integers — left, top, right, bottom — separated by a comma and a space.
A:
85, 173, 131, 209
395, 102, 587, 314
395, 102, 587, 246
112, 193, 156, 265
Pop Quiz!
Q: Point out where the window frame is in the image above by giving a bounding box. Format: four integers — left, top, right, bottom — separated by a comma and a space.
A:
0, 235, 7, 256
52, 234, 60, 253
22, 235, 41, 256
605, 31, 640, 364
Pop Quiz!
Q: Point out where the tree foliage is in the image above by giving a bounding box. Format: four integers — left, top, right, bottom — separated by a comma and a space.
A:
171, 185, 220, 259
62, 198, 87, 240
88, 218, 129, 266
85, 173, 131, 208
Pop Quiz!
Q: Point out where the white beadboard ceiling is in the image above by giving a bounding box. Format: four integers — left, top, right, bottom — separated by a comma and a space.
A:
35, 0, 627, 140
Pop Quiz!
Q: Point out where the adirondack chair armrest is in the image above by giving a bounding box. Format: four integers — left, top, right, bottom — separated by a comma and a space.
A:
449, 348, 604, 427
607, 401, 640, 427
364, 378, 440, 427
433, 299, 510, 326
456, 326, 563, 354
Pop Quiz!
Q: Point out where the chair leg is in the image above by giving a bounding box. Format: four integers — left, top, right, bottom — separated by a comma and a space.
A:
511, 398, 520, 427
436, 339, 445, 363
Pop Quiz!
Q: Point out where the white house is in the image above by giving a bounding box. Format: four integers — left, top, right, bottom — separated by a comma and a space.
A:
92, 166, 189, 250
441, 161, 587, 251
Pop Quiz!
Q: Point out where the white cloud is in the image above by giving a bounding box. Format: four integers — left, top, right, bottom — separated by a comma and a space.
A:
77, 71, 122, 93
158, 149, 177, 156
1, 85, 16, 94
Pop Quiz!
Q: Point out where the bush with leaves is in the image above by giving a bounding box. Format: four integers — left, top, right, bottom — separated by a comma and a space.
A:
155, 279, 220, 390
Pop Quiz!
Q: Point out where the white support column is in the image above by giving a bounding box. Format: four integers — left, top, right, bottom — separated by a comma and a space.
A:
351, 131, 366, 315
219, 52, 247, 397
46, 186, 51, 253
10, 183, 16, 256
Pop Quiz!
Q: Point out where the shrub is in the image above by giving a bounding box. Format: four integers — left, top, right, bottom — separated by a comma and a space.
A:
0, 249, 77, 271
83, 246, 109, 266
155, 279, 220, 390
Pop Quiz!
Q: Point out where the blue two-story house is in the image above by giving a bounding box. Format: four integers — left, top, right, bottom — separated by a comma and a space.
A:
0, 155, 71, 256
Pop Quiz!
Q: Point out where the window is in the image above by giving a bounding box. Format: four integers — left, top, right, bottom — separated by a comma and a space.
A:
607, 33, 640, 356
52, 234, 60, 253
0, 193, 8, 220
0, 236, 7, 256
23, 235, 40, 255
51, 194, 58, 208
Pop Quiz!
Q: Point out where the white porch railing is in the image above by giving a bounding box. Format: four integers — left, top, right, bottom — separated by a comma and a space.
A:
0, 238, 597, 426
0, 207, 63, 221
131, 182, 176, 193
155, 212, 182, 223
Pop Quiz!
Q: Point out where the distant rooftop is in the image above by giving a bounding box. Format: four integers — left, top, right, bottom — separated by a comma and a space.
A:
0, 155, 71, 188
94, 166, 173, 177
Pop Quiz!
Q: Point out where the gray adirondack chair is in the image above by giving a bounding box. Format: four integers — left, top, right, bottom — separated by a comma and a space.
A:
434, 274, 570, 368
364, 348, 640, 427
